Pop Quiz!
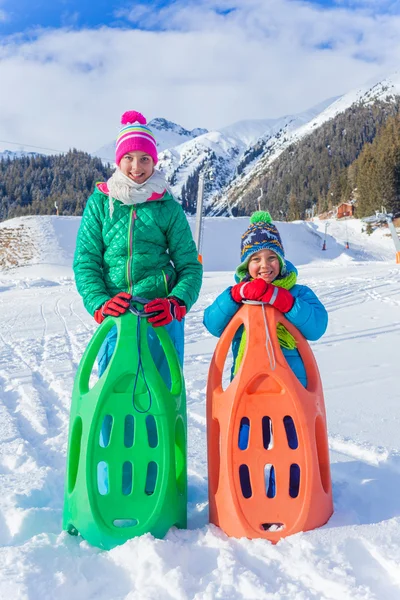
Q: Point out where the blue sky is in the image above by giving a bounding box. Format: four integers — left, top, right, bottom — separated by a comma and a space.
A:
0, 0, 148, 33
0, 0, 400, 153
1, 0, 399, 35
0, 0, 123, 34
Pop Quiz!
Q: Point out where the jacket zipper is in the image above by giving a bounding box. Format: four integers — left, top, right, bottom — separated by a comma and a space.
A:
126, 206, 136, 294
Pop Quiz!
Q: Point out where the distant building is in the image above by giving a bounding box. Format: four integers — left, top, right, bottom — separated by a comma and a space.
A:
336, 202, 354, 219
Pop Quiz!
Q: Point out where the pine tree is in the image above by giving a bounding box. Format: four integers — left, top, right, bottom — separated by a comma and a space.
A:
287, 193, 301, 221
353, 115, 400, 217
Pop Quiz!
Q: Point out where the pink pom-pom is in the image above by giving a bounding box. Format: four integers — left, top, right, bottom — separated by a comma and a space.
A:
121, 110, 146, 125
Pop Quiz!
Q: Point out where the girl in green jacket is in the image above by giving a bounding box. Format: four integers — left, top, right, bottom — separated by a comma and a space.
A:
73, 110, 203, 380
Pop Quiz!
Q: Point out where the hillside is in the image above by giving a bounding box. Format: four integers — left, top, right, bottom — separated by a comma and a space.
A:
0, 214, 396, 276
210, 98, 400, 218
210, 73, 400, 216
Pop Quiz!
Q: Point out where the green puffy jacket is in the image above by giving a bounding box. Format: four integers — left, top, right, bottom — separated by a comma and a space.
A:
73, 184, 203, 315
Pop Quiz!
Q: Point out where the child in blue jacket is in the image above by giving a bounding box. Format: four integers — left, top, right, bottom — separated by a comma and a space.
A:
203, 211, 328, 480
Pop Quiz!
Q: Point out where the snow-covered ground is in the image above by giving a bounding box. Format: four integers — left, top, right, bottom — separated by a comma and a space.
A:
0, 215, 400, 599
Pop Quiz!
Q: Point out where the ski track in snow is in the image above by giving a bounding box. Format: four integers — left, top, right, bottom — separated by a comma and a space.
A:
0, 222, 400, 597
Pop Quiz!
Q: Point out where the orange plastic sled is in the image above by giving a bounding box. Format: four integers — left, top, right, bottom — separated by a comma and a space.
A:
206, 303, 333, 542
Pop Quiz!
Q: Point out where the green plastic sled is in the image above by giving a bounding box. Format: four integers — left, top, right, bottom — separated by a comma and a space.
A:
62, 303, 187, 550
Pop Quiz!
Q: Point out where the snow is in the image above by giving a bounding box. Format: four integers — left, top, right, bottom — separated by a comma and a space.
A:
1, 214, 400, 599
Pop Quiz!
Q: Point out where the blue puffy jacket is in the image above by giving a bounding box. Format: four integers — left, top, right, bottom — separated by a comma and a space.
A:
203, 270, 328, 387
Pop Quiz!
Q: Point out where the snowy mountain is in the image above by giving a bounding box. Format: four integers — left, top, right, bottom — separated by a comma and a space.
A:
157, 98, 336, 212
0, 149, 39, 161
1, 214, 400, 598
91, 100, 336, 209
213, 72, 400, 215
93, 118, 208, 164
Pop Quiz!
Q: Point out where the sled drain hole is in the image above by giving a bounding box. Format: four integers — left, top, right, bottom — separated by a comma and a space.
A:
97, 461, 109, 495
260, 522, 285, 532
122, 462, 133, 495
145, 462, 158, 495
238, 417, 250, 450
146, 415, 158, 448
113, 519, 138, 528
239, 464, 252, 498
262, 417, 274, 450
264, 464, 276, 498
289, 463, 300, 498
99, 415, 113, 448
124, 415, 134, 447
283, 416, 298, 449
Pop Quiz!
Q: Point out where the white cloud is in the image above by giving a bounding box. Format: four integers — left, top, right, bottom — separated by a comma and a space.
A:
1, 0, 400, 153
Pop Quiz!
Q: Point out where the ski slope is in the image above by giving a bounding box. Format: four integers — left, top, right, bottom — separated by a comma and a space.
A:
0, 215, 399, 599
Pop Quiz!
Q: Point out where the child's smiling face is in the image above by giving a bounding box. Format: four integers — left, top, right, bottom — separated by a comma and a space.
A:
119, 151, 154, 184
248, 249, 280, 283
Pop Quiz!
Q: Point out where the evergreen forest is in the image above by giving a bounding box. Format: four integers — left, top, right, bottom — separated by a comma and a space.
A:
0, 150, 113, 221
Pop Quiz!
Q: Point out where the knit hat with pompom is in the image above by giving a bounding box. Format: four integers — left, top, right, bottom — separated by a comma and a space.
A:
235, 210, 286, 280
115, 110, 158, 166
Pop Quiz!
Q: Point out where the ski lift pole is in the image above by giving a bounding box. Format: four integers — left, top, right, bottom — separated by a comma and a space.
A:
386, 214, 400, 263
345, 223, 349, 249
194, 171, 205, 264
257, 187, 263, 211
322, 222, 329, 251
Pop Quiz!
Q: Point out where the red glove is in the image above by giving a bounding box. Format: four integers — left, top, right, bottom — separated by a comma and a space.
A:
144, 297, 187, 327
94, 292, 132, 324
231, 279, 268, 303
259, 286, 294, 313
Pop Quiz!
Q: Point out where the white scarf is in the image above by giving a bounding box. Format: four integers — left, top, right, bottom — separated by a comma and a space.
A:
107, 168, 169, 217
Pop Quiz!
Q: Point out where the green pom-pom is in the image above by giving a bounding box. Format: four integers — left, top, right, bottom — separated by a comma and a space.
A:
250, 210, 272, 225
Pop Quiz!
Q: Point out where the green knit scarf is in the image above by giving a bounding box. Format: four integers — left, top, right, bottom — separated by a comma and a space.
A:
233, 270, 298, 376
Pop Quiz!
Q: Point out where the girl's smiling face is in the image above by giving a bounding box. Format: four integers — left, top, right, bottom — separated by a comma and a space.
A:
119, 151, 154, 184
248, 249, 280, 283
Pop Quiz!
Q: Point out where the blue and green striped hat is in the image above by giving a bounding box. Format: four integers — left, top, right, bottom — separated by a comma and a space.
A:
236, 211, 286, 280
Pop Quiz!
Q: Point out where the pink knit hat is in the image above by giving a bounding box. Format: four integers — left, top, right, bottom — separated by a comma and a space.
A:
115, 110, 158, 165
